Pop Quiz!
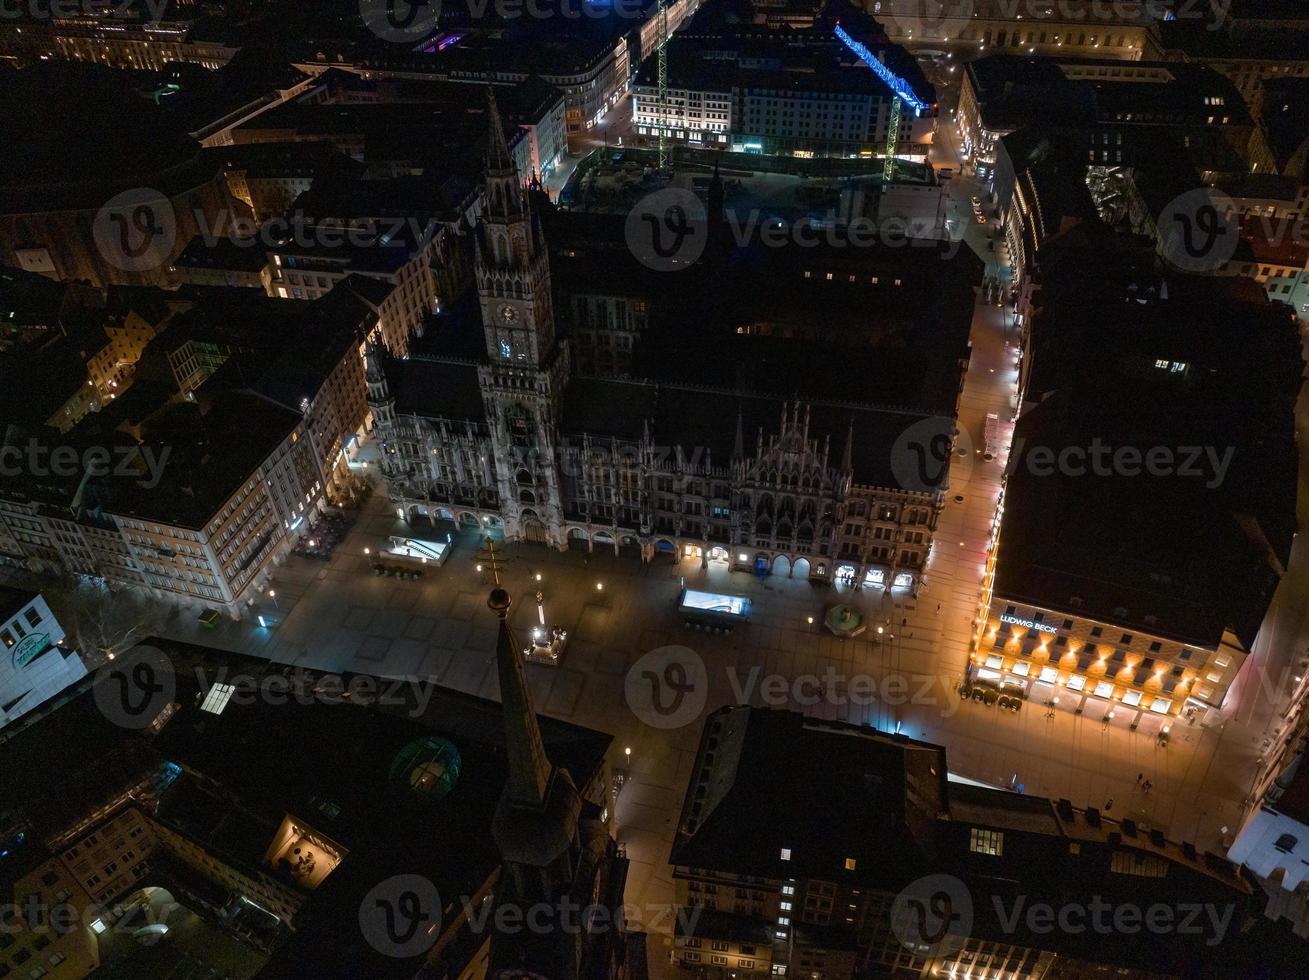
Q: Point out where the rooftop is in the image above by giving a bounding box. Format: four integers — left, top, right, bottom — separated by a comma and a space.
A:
998, 242, 1301, 649
670, 707, 948, 883
142, 637, 610, 979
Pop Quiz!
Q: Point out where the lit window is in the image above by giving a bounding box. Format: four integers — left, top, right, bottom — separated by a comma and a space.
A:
1094, 681, 1114, 698
200, 682, 236, 715
90, 919, 107, 935
780, 847, 791, 860
1039, 666, 1058, 683
1067, 674, 1086, 691
1149, 698, 1172, 714
1122, 690, 1142, 707
844, 857, 857, 870
969, 827, 1004, 856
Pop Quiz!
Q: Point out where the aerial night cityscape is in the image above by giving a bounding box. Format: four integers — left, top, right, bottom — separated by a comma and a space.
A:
6, 1, 1309, 979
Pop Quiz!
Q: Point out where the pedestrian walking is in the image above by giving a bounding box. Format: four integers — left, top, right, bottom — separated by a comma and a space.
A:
936, 603, 942, 612
1136, 773, 1143, 784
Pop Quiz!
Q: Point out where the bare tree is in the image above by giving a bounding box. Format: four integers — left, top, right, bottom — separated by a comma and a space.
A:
40, 574, 165, 668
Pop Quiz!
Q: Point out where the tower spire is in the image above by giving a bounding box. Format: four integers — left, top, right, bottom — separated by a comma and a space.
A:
841, 417, 854, 473
483, 540, 551, 805
485, 86, 514, 174
732, 404, 745, 460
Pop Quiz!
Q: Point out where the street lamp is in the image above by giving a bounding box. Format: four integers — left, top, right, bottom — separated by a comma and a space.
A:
596, 581, 604, 591
268, 589, 279, 610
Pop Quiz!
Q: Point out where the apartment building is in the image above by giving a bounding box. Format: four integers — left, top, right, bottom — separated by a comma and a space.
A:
0, 296, 371, 619
960, 56, 1264, 185
0, 844, 101, 980
671, 706, 1266, 978
265, 225, 438, 355
875, 0, 1154, 61
2, 16, 242, 72
632, 33, 935, 159
56, 807, 158, 910
85, 301, 179, 404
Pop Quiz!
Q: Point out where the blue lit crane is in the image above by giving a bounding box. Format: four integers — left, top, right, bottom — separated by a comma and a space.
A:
834, 24, 928, 182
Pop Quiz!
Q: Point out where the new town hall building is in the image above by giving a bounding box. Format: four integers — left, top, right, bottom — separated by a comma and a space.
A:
369, 94, 982, 589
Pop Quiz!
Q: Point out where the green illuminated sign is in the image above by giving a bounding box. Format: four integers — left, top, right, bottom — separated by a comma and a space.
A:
12, 633, 49, 669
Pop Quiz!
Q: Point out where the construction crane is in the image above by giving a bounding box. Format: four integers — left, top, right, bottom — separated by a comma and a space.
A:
884, 94, 902, 182
657, 0, 669, 170
833, 24, 928, 184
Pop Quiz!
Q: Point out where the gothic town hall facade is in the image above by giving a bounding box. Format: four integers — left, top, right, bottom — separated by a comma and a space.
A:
367, 92, 968, 592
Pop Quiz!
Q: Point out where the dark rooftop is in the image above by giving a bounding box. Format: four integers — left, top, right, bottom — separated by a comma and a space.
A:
563, 378, 942, 490
140, 638, 611, 980
998, 241, 1302, 649
670, 708, 948, 883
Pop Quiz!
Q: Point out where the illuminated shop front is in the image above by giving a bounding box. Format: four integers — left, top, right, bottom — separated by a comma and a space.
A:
972, 595, 1243, 729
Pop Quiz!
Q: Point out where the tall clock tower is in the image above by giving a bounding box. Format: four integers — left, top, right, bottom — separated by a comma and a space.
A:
476, 88, 568, 548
